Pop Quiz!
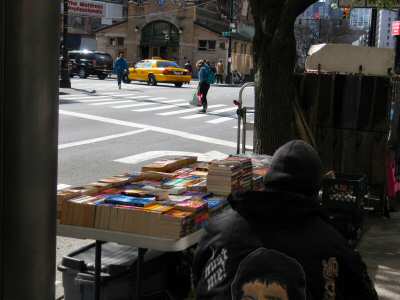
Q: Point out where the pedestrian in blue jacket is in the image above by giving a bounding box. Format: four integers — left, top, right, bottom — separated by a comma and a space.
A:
113, 52, 129, 89
197, 60, 211, 113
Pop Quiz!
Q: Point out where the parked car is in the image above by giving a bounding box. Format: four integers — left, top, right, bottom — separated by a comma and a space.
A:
68, 50, 113, 80
125, 58, 191, 87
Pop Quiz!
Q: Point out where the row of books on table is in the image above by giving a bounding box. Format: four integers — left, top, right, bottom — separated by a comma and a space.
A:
58, 155, 270, 239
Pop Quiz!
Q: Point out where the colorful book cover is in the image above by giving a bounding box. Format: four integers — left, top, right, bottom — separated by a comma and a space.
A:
183, 191, 210, 198
190, 170, 208, 177
168, 195, 193, 203
175, 199, 207, 212
105, 195, 156, 207
102, 188, 123, 195
165, 209, 194, 219
143, 204, 174, 214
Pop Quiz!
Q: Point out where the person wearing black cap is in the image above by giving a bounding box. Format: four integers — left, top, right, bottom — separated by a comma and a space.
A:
231, 248, 306, 300
193, 140, 378, 300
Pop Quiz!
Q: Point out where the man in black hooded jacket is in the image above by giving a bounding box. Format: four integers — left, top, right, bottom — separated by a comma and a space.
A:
193, 140, 378, 300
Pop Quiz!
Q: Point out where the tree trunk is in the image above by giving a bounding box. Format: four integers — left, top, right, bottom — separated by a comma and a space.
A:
249, 0, 317, 154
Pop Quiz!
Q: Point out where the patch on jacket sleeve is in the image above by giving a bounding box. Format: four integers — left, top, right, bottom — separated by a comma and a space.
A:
322, 257, 339, 300
204, 247, 229, 291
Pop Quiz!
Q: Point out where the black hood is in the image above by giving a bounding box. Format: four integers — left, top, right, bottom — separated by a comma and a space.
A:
265, 140, 322, 197
228, 140, 323, 224
228, 190, 322, 225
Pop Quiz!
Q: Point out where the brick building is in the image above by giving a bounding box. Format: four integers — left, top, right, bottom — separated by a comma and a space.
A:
95, 0, 254, 77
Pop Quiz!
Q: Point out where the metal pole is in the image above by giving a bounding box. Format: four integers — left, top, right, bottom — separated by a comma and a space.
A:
94, 241, 102, 300
368, 7, 377, 47
136, 248, 147, 300
226, 0, 233, 84
60, 0, 71, 88
0, 0, 59, 299
395, 9, 400, 74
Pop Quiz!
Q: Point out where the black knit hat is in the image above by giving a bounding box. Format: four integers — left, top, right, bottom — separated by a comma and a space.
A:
231, 248, 307, 300
264, 140, 322, 196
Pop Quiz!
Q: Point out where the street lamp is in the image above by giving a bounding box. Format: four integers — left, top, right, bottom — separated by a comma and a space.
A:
226, 0, 234, 84
60, 0, 71, 88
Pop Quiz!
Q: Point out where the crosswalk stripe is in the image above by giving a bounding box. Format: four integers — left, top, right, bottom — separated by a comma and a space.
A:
113, 99, 186, 109
132, 103, 189, 112
110, 96, 151, 107
157, 104, 226, 116
181, 107, 237, 120
89, 100, 134, 106
60, 93, 139, 100
206, 117, 234, 124
162, 99, 187, 103
73, 98, 116, 103
60, 95, 109, 101
123, 102, 157, 108
147, 97, 168, 100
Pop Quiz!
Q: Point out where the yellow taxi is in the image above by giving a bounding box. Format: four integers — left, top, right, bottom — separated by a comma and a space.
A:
127, 58, 191, 87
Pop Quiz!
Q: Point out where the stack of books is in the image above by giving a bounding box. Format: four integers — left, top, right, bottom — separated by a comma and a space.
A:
58, 155, 236, 239
141, 156, 197, 173
227, 156, 253, 191
207, 157, 253, 196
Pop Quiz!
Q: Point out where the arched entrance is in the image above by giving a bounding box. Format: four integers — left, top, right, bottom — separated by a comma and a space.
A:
140, 21, 180, 60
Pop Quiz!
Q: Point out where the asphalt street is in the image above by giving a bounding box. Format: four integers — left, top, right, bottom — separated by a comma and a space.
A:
56, 77, 255, 297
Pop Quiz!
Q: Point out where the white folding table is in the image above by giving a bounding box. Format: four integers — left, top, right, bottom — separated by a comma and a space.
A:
57, 224, 205, 300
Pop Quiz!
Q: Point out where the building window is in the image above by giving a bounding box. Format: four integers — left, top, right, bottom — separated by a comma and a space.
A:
109, 38, 116, 47
198, 40, 216, 51
219, 42, 226, 50
208, 40, 216, 50
117, 37, 124, 47
198, 40, 208, 51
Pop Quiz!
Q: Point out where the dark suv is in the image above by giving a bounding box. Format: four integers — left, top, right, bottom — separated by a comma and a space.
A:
68, 50, 113, 80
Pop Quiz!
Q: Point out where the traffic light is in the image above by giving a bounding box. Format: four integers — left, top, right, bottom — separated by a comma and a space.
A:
343, 7, 351, 19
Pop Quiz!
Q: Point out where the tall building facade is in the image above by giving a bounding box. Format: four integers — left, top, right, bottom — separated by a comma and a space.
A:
350, 8, 371, 29
377, 9, 397, 48
95, 0, 254, 76
62, 0, 127, 50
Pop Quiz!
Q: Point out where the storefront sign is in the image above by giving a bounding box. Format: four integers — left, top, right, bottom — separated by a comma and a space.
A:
338, 0, 400, 8
392, 21, 400, 36
68, 0, 104, 17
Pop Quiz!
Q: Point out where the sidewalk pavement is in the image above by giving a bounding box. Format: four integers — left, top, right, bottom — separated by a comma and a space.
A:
359, 212, 400, 299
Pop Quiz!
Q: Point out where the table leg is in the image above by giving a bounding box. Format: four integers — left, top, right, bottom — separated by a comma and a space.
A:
136, 248, 147, 300
94, 240, 102, 300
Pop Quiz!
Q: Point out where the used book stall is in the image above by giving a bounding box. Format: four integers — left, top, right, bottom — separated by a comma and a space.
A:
57, 155, 270, 300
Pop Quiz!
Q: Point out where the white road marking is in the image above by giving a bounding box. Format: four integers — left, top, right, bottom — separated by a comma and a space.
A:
157, 104, 226, 116
111, 96, 153, 108
89, 100, 133, 106
59, 110, 250, 149
57, 184, 71, 191
121, 102, 157, 108
60, 93, 139, 100
60, 96, 110, 101
181, 107, 237, 120
58, 129, 148, 150
147, 97, 168, 100
206, 117, 234, 124
132, 103, 188, 112
70, 98, 117, 103
162, 99, 187, 103
115, 150, 228, 164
